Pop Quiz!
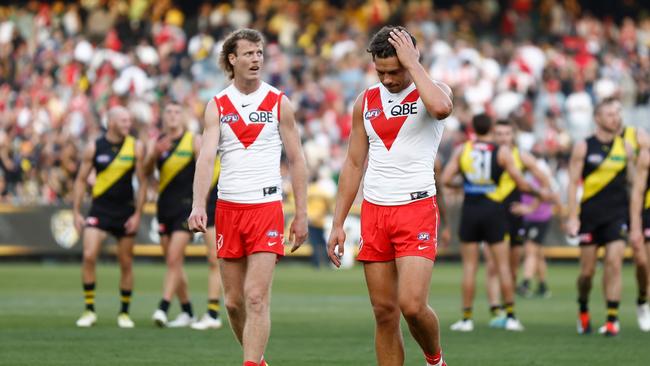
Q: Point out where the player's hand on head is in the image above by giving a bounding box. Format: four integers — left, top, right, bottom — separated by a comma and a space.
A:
326, 226, 346, 268
289, 214, 308, 253
188, 207, 207, 233
387, 29, 420, 69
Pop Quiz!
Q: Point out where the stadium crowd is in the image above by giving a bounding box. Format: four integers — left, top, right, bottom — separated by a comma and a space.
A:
0, 0, 649, 208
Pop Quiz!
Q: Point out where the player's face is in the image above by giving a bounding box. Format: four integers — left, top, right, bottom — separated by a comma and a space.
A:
231, 40, 264, 81
163, 104, 183, 131
494, 125, 514, 146
111, 110, 132, 138
374, 56, 411, 94
595, 102, 622, 134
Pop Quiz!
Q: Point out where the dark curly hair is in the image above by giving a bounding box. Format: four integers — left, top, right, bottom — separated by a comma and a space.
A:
219, 29, 265, 79
367, 26, 417, 59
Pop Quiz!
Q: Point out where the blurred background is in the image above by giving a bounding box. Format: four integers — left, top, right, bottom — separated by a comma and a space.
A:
0, 0, 649, 261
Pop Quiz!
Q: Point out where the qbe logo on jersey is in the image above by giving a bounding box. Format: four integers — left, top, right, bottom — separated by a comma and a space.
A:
390, 103, 417, 117
249, 111, 274, 123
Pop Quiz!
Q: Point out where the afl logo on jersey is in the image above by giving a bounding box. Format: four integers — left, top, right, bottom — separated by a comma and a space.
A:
96, 154, 111, 164
587, 154, 604, 164
221, 113, 239, 124
249, 111, 274, 123
365, 108, 382, 120
390, 102, 417, 117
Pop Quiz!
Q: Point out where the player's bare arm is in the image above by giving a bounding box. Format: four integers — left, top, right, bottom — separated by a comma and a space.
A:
278, 94, 308, 252
327, 94, 368, 267
72, 141, 96, 234
441, 145, 463, 189
387, 29, 452, 120
512, 151, 556, 214
566, 140, 587, 237
188, 99, 220, 233
143, 134, 172, 177
630, 148, 650, 248
434, 157, 451, 247
638, 127, 650, 150
521, 151, 551, 192
124, 140, 147, 234
498, 145, 544, 199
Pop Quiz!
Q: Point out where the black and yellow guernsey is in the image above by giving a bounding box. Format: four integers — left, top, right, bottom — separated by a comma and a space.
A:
580, 135, 628, 222
90, 135, 136, 219
487, 147, 524, 205
622, 126, 639, 156
459, 140, 504, 203
157, 131, 195, 218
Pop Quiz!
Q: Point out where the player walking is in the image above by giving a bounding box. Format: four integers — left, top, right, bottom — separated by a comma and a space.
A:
327, 26, 452, 366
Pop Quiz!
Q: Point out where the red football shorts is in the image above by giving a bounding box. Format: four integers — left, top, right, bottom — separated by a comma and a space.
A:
215, 199, 285, 259
358, 197, 438, 262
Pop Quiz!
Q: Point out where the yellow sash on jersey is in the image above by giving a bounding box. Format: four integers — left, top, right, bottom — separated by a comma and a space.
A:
487, 147, 523, 203
210, 156, 221, 189
159, 132, 193, 193
459, 142, 475, 177
623, 126, 638, 155
582, 136, 627, 202
92, 136, 135, 198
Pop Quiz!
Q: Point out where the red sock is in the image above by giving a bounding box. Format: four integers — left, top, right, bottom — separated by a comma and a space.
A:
260, 357, 267, 366
425, 351, 442, 365
243, 362, 258, 366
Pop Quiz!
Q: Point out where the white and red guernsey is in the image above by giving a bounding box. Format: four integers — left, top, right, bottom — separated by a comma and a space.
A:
214, 82, 284, 204
362, 82, 445, 205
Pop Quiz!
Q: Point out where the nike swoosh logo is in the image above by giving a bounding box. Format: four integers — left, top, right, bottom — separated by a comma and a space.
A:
418, 245, 429, 250
268, 242, 277, 246
242, 103, 252, 108
388, 99, 394, 103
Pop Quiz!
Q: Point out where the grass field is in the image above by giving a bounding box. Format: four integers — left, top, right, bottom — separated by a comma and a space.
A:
1, 262, 650, 366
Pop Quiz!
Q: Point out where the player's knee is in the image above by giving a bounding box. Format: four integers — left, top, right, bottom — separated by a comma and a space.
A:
245, 291, 269, 314
119, 258, 132, 273
165, 254, 183, 268
399, 299, 427, 321
371, 302, 400, 326
82, 252, 97, 267
605, 257, 623, 272
225, 295, 244, 315
579, 268, 595, 280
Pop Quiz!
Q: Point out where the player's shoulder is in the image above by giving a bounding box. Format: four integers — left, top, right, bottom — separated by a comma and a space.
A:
214, 83, 235, 99
262, 81, 283, 96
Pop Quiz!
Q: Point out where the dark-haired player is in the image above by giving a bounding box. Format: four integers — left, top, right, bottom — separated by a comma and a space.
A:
328, 26, 452, 366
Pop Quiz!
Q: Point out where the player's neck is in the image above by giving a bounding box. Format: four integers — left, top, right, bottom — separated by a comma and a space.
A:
594, 128, 615, 143
105, 130, 124, 144
167, 127, 184, 140
475, 135, 492, 143
232, 77, 262, 95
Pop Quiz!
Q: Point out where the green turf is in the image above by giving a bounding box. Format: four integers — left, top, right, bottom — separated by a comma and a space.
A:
1, 262, 649, 365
